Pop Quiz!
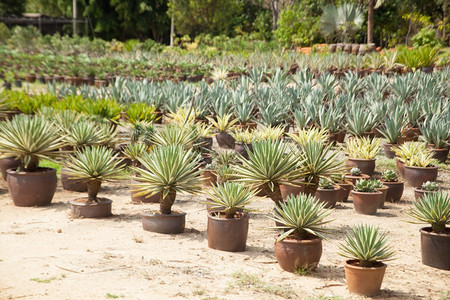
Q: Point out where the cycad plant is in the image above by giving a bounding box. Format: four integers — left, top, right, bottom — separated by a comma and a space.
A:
406, 191, 449, 233
206, 182, 256, 218
133, 145, 202, 214
0, 115, 66, 172
234, 139, 302, 206
64, 146, 125, 202
271, 194, 333, 241
339, 224, 395, 267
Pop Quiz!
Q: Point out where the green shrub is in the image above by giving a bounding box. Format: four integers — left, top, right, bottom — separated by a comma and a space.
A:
0, 22, 10, 44
411, 28, 441, 48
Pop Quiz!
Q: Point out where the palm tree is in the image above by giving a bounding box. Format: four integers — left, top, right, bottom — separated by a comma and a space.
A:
320, 3, 364, 43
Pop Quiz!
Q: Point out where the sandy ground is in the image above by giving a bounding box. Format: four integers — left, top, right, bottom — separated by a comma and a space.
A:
1, 170, 449, 300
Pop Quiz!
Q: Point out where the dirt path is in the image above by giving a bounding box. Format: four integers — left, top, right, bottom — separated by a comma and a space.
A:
1, 176, 449, 300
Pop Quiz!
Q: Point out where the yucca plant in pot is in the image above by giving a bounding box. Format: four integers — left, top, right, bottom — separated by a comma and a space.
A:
0, 115, 66, 206
344, 137, 381, 176
419, 114, 449, 163
351, 179, 383, 215
403, 150, 438, 188
414, 181, 439, 202
207, 113, 238, 149
233, 139, 303, 206
380, 170, 404, 203
392, 142, 427, 177
270, 194, 333, 272
406, 191, 450, 270
133, 145, 202, 234
230, 128, 255, 160
378, 109, 405, 158
64, 146, 125, 218
339, 224, 395, 296
206, 182, 257, 252
315, 178, 340, 208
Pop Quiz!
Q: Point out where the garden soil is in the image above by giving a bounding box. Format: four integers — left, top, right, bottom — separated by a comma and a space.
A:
1, 173, 449, 300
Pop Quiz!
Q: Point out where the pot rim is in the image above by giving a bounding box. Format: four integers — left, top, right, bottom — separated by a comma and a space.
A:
142, 210, 187, 217
375, 186, 389, 191
404, 165, 438, 170
419, 226, 450, 236
70, 198, 112, 206
274, 234, 322, 244
347, 158, 376, 162
6, 167, 57, 176
380, 180, 403, 184
208, 211, 249, 221
413, 188, 437, 193
345, 174, 370, 179
351, 190, 383, 195
317, 185, 340, 191
345, 259, 387, 270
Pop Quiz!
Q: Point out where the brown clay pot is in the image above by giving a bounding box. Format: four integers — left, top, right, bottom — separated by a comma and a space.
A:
337, 182, 353, 202
430, 147, 449, 163
396, 158, 405, 177
0, 157, 21, 181
61, 169, 88, 192
344, 259, 387, 296
375, 186, 388, 208
215, 131, 235, 149
381, 180, 404, 202
413, 188, 437, 202
344, 174, 370, 185
383, 143, 397, 159
420, 227, 450, 270
201, 169, 217, 187
315, 186, 340, 208
336, 131, 346, 143
351, 190, 382, 215
346, 158, 376, 176
207, 212, 249, 252
70, 198, 112, 218
142, 211, 186, 234
404, 165, 438, 188
274, 236, 322, 272
280, 181, 305, 200
7, 168, 57, 207
234, 142, 253, 160
401, 127, 420, 142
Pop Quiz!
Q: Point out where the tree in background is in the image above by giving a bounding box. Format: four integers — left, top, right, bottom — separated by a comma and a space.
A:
320, 2, 365, 43
0, 0, 27, 16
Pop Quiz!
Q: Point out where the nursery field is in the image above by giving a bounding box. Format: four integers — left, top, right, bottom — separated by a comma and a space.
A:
0, 156, 449, 300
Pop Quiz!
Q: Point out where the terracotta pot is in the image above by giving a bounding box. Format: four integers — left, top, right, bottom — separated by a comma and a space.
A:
337, 182, 352, 202
201, 169, 217, 187
70, 198, 112, 218
7, 168, 57, 207
430, 147, 449, 163
0, 157, 21, 181
336, 131, 346, 143
344, 259, 387, 296
329, 44, 337, 52
315, 186, 340, 208
236, 122, 257, 131
344, 174, 370, 185
346, 158, 376, 176
413, 188, 437, 202
404, 165, 438, 188
351, 190, 382, 215
396, 159, 405, 177
420, 227, 450, 270
401, 127, 420, 141
381, 180, 404, 202
25, 74, 36, 82
94, 79, 108, 88
327, 132, 340, 145
274, 236, 322, 272
142, 211, 186, 234
235, 142, 253, 160
215, 131, 235, 149
383, 143, 397, 159
375, 186, 388, 208
280, 181, 305, 200
207, 212, 249, 252
61, 169, 88, 192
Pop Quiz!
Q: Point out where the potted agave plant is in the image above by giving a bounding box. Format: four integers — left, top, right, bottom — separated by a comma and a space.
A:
206, 182, 256, 252
414, 181, 439, 202
378, 109, 405, 158
344, 137, 382, 176
315, 178, 340, 208
133, 145, 202, 234
344, 167, 370, 185
339, 224, 395, 296
0, 115, 65, 206
406, 191, 450, 270
271, 194, 333, 273
351, 179, 383, 215
64, 146, 124, 218
207, 113, 238, 149
392, 142, 427, 177
381, 170, 404, 203
230, 128, 254, 159
419, 114, 449, 163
